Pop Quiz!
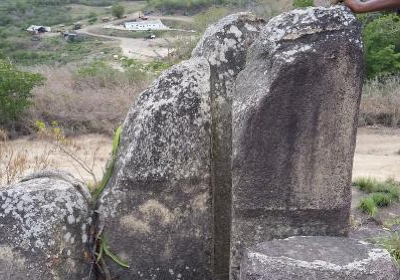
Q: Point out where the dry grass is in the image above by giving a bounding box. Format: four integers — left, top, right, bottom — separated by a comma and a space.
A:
360, 76, 400, 127
0, 129, 56, 186
21, 63, 149, 135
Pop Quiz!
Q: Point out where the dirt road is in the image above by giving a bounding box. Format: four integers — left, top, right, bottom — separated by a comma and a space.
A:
78, 13, 193, 60
353, 127, 400, 181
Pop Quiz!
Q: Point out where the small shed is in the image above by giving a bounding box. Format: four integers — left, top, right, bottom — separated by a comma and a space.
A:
124, 19, 168, 31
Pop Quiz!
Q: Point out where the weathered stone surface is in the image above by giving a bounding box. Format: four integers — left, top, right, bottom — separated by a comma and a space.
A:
98, 58, 212, 279
192, 13, 265, 280
230, 6, 363, 279
240, 236, 399, 280
0, 172, 92, 280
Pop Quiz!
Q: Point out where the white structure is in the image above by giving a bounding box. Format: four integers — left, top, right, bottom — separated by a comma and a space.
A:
124, 19, 168, 31
26, 25, 51, 33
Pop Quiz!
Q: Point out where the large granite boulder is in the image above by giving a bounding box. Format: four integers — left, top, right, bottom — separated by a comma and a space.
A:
230, 6, 364, 279
240, 236, 399, 280
192, 13, 264, 280
0, 171, 92, 280
98, 58, 213, 279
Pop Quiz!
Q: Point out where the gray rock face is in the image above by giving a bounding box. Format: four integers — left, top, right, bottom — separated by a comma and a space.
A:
240, 236, 399, 280
0, 174, 92, 280
230, 6, 363, 279
98, 58, 213, 279
192, 13, 265, 280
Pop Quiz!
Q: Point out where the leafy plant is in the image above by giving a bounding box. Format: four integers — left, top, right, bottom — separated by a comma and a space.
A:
97, 234, 130, 268
92, 126, 121, 202
0, 60, 44, 127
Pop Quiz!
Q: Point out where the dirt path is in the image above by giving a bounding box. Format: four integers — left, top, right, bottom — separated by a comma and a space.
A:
78, 13, 192, 60
353, 127, 400, 181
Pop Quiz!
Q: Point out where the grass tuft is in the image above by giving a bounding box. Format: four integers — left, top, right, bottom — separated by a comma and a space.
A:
354, 177, 400, 217
374, 234, 400, 265
358, 197, 378, 216
371, 192, 393, 207
354, 177, 377, 193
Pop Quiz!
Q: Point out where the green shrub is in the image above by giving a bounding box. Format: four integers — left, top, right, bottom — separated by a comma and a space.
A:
293, 0, 314, 8
0, 60, 44, 126
112, 3, 125, 19
358, 197, 378, 216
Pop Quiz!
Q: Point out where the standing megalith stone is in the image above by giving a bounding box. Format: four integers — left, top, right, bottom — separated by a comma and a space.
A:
98, 58, 212, 279
230, 6, 363, 279
240, 236, 399, 280
0, 171, 92, 280
192, 13, 265, 280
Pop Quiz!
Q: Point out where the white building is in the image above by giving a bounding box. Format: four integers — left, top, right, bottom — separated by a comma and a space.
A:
124, 19, 168, 31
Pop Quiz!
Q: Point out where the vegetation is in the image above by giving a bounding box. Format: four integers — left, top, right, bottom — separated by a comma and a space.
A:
112, 3, 125, 19
0, 60, 45, 128
193, 6, 230, 32
360, 13, 400, 79
20, 60, 153, 135
358, 196, 378, 216
354, 178, 400, 216
0, 128, 55, 186
148, 0, 228, 12
374, 234, 400, 265
360, 76, 400, 127
292, 0, 314, 8
93, 126, 121, 202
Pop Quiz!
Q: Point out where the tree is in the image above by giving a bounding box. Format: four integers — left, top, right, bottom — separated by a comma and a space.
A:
0, 60, 45, 127
361, 13, 400, 78
112, 3, 125, 19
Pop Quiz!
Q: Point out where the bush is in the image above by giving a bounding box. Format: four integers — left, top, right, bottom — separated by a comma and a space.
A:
0, 60, 44, 127
361, 13, 400, 79
112, 3, 125, 19
360, 76, 400, 127
293, 0, 314, 8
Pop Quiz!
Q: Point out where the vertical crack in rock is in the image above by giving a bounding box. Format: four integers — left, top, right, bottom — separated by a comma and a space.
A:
230, 6, 363, 280
192, 13, 265, 280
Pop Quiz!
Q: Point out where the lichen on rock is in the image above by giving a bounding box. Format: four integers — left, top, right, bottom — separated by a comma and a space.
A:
0, 175, 92, 279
